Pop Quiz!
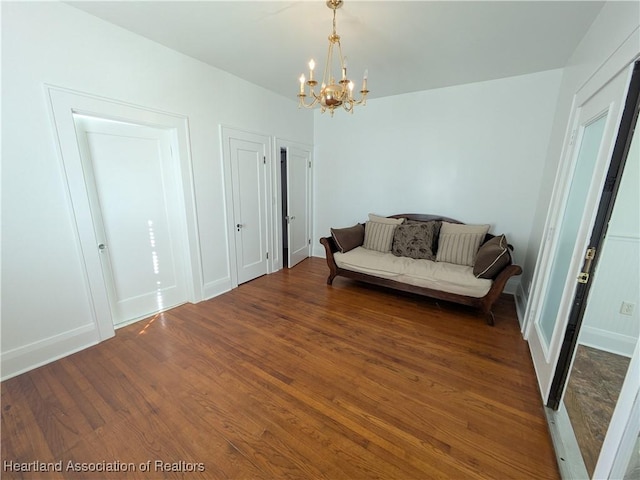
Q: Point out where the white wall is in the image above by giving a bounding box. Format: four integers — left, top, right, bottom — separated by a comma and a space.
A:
1, 2, 313, 379
519, 1, 640, 310
312, 68, 563, 295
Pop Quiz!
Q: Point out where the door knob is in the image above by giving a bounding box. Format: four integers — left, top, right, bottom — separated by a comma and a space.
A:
236, 223, 244, 231
98, 243, 107, 251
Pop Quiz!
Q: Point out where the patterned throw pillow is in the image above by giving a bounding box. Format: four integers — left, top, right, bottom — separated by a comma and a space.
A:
391, 221, 440, 260
473, 234, 512, 279
436, 222, 490, 266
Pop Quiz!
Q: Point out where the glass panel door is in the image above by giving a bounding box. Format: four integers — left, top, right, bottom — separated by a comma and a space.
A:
539, 114, 607, 345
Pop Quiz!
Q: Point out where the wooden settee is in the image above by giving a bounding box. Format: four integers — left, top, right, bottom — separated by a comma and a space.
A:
319, 214, 523, 325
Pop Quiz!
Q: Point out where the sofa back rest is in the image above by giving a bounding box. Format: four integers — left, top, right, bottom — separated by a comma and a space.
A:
388, 213, 497, 247
388, 213, 461, 224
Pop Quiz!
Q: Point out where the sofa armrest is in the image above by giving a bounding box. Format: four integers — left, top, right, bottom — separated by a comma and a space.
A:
478, 263, 523, 323
319, 237, 339, 285
492, 264, 523, 293
320, 235, 339, 254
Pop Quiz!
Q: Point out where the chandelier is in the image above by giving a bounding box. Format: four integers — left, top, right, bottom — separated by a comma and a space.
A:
297, 0, 369, 115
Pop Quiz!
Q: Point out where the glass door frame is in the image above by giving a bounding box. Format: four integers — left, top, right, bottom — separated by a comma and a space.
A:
547, 60, 640, 410
523, 64, 633, 401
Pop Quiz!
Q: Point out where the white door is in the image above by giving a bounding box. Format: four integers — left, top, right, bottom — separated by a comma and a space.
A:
286, 146, 311, 268
525, 67, 631, 400
73, 115, 189, 326
228, 134, 269, 284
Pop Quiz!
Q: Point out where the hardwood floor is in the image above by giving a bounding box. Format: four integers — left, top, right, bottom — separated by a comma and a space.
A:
1, 258, 559, 479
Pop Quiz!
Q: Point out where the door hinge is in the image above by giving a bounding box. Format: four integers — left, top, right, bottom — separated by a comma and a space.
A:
308, 160, 311, 168
577, 272, 589, 284
569, 129, 577, 146
266, 252, 269, 259
308, 239, 311, 245
577, 247, 596, 284
264, 156, 266, 165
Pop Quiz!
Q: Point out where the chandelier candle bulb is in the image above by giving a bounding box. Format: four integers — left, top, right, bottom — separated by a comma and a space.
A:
299, 75, 305, 94
308, 59, 315, 81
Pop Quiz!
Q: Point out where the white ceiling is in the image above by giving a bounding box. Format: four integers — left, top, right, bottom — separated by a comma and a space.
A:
67, 1, 605, 100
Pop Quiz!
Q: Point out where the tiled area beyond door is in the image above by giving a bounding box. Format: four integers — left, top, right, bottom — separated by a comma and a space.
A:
564, 345, 631, 476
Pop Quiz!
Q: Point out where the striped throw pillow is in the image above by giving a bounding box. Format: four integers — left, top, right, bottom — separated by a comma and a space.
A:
363, 221, 398, 252
436, 222, 490, 266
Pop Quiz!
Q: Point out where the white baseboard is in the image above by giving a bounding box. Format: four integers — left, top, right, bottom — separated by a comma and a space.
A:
579, 326, 636, 358
202, 277, 232, 300
514, 281, 528, 331
2, 276, 233, 381
1, 323, 103, 381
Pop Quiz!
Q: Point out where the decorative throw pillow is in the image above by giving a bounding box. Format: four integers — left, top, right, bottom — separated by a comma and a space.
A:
363, 221, 398, 252
331, 224, 365, 253
436, 222, 490, 266
473, 234, 512, 279
391, 221, 440, 260
406, 219, 442, 253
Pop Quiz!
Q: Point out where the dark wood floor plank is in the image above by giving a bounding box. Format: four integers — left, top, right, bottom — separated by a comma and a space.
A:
1, 386, 58, 468
1, 258, 559, 479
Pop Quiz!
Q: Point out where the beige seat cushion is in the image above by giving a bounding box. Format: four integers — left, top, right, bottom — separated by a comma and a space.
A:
334, 247, 492, 298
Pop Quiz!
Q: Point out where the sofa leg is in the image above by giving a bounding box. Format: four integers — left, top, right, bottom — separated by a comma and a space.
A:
327, 274, 336, 285
486, 311, 495, 326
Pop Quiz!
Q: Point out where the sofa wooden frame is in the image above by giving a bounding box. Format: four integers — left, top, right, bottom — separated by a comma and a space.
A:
319, 214, 523, 325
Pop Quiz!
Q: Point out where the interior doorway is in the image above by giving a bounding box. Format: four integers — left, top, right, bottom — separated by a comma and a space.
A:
525, 63, 633, 402
558, 71, 640, 477
534, 60, 640, 480
547, 61, 640, 409
278, 142, 312, 270
281, 147, 289, 268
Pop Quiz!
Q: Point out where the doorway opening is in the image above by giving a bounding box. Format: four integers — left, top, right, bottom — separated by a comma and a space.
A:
276, 142, 311, 270
281, 147, 289, 268
547, 60, 640, 478
548, 61, 640, 409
